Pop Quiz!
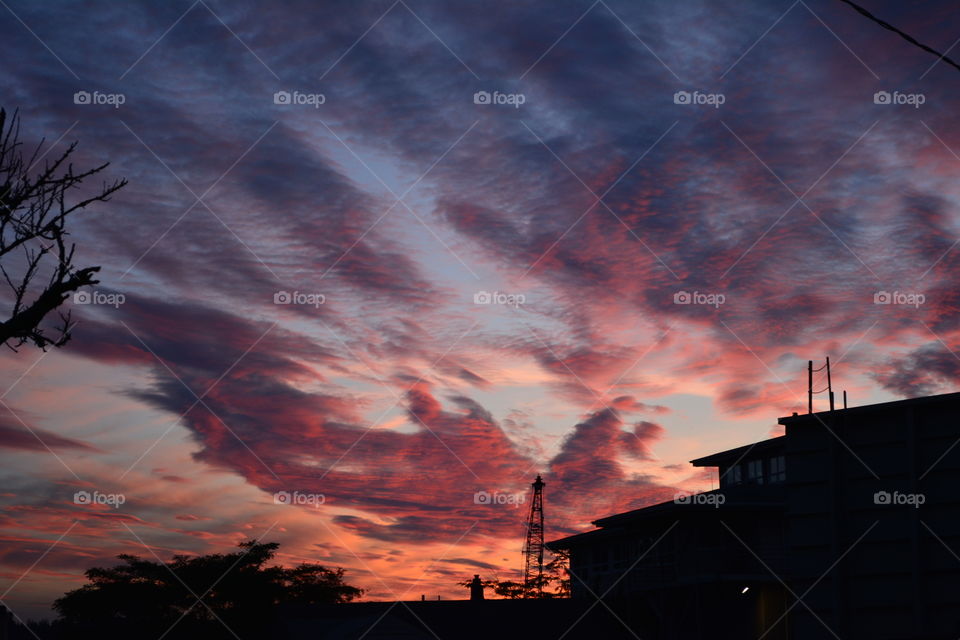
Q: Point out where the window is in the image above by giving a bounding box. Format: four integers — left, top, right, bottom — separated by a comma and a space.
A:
769, 456, 785, 483
725, 464, 742, 486
747, 459, 764, 485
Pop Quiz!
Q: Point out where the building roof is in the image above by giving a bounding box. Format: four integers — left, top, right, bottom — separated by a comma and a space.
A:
689, 435, 785, 467
545, 524, 621, 550
777, 390, 960, 426
546, 392, 960, 553
546, 486, 784, 549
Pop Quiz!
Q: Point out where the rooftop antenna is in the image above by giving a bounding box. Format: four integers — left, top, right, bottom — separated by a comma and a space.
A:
808, 357, 835, 413
522, 474, 545, 598
827, 356, 835, 411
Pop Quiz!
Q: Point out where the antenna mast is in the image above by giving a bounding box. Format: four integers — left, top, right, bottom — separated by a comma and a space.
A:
808, 357, 836, 413
826, 356, 834, 411
522, 474, 545, 597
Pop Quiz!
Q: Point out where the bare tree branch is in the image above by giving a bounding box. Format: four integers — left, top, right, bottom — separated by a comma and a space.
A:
0, 108, 126, 351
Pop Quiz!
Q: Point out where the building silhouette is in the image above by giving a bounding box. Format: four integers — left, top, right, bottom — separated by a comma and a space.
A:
548, 391, 960, 639
153, 391, 960, 639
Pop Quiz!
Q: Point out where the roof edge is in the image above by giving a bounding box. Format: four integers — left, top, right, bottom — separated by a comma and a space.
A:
778, 390, 960, 425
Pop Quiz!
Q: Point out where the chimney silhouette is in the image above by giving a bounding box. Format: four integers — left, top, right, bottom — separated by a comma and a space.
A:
469, 574, 484, 601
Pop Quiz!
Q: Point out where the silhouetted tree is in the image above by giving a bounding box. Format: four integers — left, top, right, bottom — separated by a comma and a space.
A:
544, 548, 571, 597
0, 108, 125, 351
0, 604, 55, 640
50, 540, 362, 639
458, 550, 570, 600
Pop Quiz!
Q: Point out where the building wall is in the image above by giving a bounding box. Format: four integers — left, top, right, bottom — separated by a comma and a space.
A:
554, 394, 960, 639
784, 399, 960, 639
563, 510, 788, 639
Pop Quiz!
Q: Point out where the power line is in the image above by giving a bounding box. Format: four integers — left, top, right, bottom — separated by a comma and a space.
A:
836, 0, 960, 74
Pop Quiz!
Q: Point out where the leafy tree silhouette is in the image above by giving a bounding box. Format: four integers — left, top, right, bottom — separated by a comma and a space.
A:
0, 108, 125, 351
49, 540, 362, 639
544, 548, 571, 598
458, 549, 570, 599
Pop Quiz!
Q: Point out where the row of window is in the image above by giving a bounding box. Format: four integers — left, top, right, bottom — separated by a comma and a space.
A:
725, 455, 785, 485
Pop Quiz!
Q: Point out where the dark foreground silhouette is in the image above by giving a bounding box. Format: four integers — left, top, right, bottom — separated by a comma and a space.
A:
8, 540, 362, 639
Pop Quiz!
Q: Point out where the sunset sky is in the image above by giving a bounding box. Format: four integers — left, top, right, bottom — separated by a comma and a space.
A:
2, 0, 960, 620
